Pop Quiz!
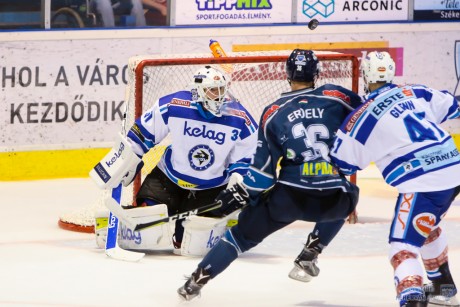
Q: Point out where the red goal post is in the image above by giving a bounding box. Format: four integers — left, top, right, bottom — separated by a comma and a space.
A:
58, 51, 360, 233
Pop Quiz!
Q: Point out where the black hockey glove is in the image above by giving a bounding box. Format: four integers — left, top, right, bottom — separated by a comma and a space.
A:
216, 182, 249, 216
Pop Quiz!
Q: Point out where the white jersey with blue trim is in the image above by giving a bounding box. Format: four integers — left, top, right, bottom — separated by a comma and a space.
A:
331, 83, 460, 193
126, 90, 258, 190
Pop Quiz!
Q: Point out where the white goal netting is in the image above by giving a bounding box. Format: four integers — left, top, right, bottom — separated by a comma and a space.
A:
58, 50, 359, 232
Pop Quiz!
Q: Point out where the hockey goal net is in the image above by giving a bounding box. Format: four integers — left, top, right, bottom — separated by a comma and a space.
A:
58, 50, 359, 233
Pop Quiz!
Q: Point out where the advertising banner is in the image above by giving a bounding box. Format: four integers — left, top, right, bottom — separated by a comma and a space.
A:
173, 0, 291, 25
296, 0, 409, 23
0, 40, 133, 151
1, 25, 459, 154
414, 0, 460, 21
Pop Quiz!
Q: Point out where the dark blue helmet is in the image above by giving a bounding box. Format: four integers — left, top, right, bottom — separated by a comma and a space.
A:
285, 49, 319, 83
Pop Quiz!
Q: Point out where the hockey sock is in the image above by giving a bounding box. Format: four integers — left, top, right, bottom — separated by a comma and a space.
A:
313, 219, 345, 247
198, 230, 240, 278
421, 227, 450, 281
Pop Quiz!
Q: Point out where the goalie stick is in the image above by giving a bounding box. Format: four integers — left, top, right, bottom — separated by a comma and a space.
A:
104, 184, 145, 262
105, 173, 245, 232
103, 97, 145, 262
106, 198, 223, 232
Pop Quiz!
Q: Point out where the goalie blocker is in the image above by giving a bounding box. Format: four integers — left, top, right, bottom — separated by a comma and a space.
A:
90, 133, 143, 189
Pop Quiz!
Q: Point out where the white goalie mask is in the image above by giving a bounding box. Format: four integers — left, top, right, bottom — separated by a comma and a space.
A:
361, 51, 395, 93
192, 66, 228, 117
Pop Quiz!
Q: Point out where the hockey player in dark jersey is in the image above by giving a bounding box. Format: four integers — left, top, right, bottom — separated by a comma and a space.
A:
177, 49, 362, 301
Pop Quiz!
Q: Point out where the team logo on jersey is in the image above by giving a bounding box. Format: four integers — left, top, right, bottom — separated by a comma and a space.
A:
191, 88, 199, 101
183, 121, 226, 145
171, 98, 191, 107
286, 148, 296, 159
401, 88, 414, 97
345, 100, 372, 132
261, 105, 280, 129
224, 108, 252, 126
322, 90, 351, 103
143, 110, 153, 122
302, 162, 338, 176
280, 135, 288, 144
412, 213, 436, 237
188, 144, 215, 171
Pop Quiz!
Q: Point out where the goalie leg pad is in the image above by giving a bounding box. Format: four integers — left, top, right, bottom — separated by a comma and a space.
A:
95, 208, 110, 249
95, 205, 173, 251
118, 204, 173, 250
180, 214, 236, 257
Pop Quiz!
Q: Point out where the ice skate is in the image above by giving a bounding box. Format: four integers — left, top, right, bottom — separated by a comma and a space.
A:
288, 233, 322, 282
401, 300, 428, 307
425, 281, 459, 306
424, 263, 459, 307
178, 267, 211, 301
400, 289, 427, 307
427, 297, 460, 307
423, 281, 460, 307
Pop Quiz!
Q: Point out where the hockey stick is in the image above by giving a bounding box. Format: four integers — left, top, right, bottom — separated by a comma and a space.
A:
106, 173, 245, 232
103, 97, 145, 261
106, 199, 222, 232
104, 184, 145, 262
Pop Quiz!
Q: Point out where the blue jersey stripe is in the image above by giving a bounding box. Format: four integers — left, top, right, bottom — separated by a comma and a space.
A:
137, 122, 155, 143
127, 130, 149, 154
445, 97, 460, 121
383, 137, 460, 186
354, 115, 377, 145
385, 159, 422, 184
389, 160, 460, 187
243, 167, 275, 191
330, 156, 361, 175
382, 137, 453, 178
413, 87, 433, 102
227, 161, 251, 173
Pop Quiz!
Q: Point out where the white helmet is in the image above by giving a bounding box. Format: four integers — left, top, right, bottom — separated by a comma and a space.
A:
192, 66, 228, 117
361, 51, 395, 93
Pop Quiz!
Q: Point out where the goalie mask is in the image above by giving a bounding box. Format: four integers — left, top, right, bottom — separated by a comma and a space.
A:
192, 66, 228, 117
285, 49, 320, 85
361, 51, 395, 93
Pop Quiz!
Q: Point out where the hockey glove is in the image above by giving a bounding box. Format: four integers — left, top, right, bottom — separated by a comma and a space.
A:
216, 182, 249, 216
89, 133, 144, 189
120, 160, 144, 187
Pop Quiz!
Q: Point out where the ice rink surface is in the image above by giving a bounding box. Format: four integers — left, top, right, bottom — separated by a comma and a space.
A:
1, 167, 460, 307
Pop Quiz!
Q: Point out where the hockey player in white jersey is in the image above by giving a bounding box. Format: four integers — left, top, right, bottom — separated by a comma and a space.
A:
91, 66, 258, 255
330, 51, 460, 307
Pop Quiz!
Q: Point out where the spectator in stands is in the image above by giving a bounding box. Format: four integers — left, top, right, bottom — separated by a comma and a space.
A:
142, 0, 167, 26
143, 0, 167, 16
90, 0, 146, 27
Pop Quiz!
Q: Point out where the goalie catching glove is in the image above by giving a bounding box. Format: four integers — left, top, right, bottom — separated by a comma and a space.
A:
216, 180, 249, 216
89, 133, 143, 189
